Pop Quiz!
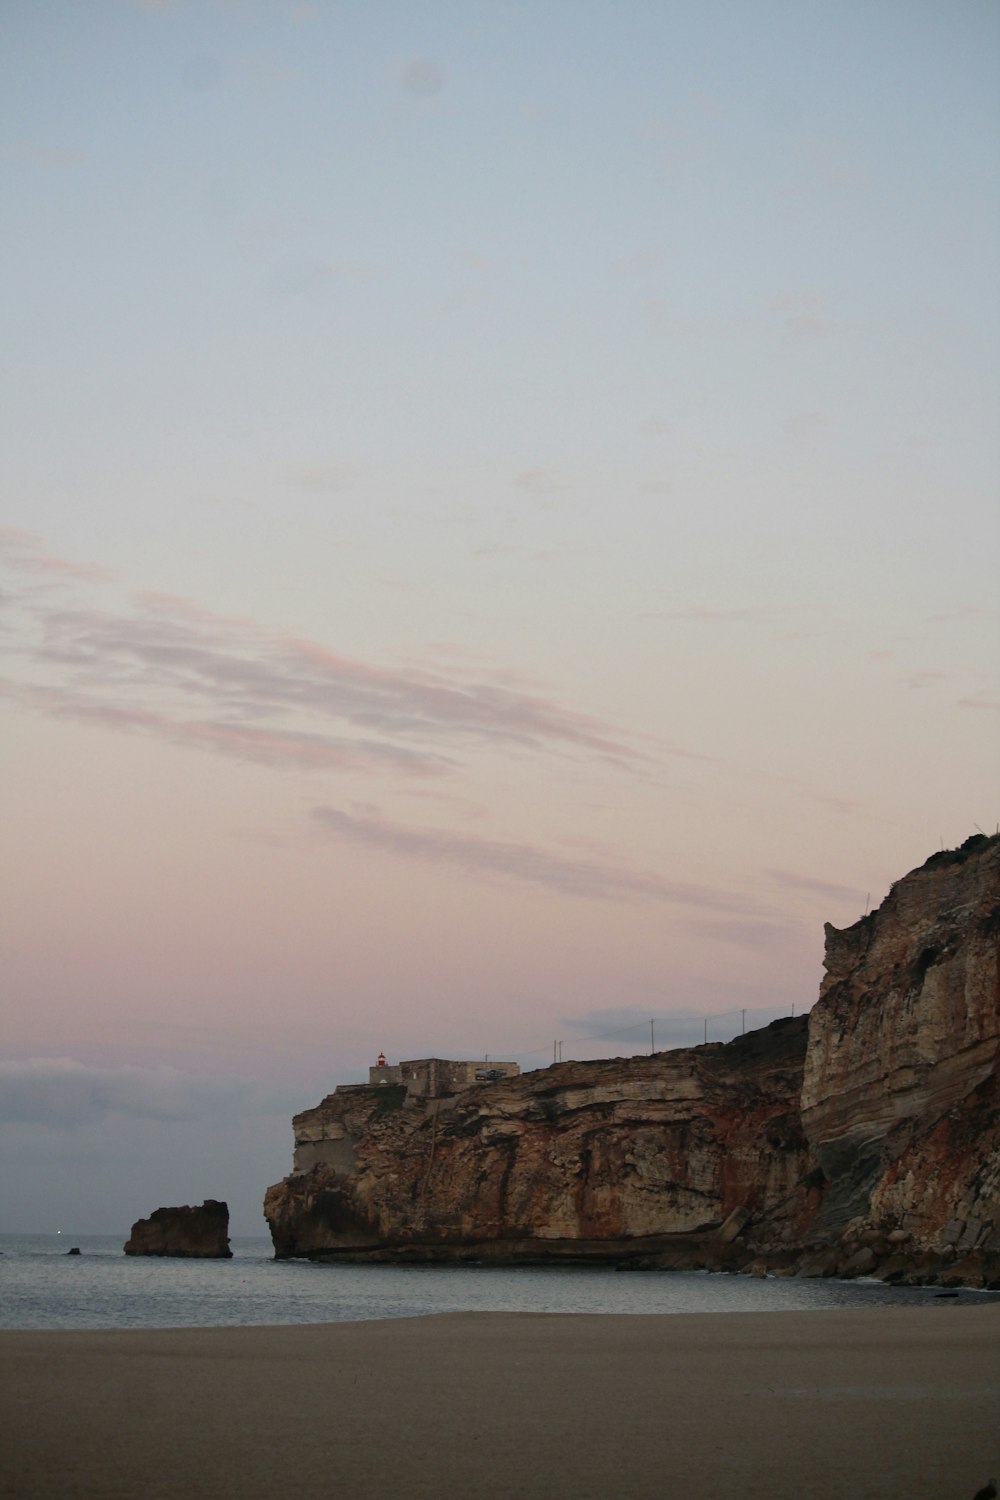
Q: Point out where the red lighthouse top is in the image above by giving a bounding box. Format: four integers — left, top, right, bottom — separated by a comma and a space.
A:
376, 1051, 386, 1068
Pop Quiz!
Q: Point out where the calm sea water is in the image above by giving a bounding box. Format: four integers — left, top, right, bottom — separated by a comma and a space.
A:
2, 1233, 995, 1331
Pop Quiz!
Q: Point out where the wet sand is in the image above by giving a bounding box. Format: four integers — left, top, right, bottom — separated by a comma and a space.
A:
1, 1306, 998, 1500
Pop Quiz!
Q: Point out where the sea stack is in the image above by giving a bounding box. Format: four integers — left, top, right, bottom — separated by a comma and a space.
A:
124, 1200, 233, 1258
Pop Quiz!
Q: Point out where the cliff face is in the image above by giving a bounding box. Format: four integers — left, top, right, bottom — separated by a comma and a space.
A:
798, 834, 1000, 1281
124, 1200, 233, 1258
264, 834, 1000, 1285
264, 1019, 810, 1265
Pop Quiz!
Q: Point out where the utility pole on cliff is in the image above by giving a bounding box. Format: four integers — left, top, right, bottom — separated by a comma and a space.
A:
650, 1019, 655, 1055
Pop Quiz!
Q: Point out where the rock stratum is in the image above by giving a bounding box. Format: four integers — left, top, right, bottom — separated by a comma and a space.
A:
264, 835, 1000, 1286
124, 1200, 233, 1258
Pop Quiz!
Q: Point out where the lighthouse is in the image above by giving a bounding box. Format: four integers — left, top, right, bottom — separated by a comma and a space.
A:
369, 1051, 400, 1085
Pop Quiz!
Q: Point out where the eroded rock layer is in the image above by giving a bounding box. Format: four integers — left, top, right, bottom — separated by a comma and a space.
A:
798, 834, 1000, 1284
124, 1199, 233, 1258
264, 834, 1000, 1285
265, 1018, 810, 1265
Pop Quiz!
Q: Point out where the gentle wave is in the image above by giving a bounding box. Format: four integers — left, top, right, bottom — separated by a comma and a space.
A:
2, 1233, 995, 1330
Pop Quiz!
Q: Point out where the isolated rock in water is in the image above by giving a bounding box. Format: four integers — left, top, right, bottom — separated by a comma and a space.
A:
124, 1199, 233, 1258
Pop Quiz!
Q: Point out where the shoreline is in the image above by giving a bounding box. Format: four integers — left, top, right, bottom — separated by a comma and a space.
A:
2, 1306, 998, 1499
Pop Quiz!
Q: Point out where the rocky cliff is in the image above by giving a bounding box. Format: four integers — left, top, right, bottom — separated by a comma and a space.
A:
797, 834, 1000, 1284
264, 834, 999, 1285
124, 1200, 233, 1258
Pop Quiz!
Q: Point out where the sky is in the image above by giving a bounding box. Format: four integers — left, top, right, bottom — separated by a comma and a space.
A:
2, 0, 998, 1237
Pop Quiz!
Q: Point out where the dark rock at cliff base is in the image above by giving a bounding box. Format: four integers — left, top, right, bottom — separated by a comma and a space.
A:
264, 834, 999, 1285
124, 1200, 233, 1258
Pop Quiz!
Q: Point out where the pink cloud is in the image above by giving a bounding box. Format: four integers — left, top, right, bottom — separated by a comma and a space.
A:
640, 605, 778, 625
766, 868, 864, 903
1, 540, 664, 783
1, 681, 449, 775
312, 804, 767, 914
0, 525, 44, 549
0, 528, 111, 581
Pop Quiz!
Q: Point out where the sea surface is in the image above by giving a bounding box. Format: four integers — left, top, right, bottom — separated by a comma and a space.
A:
3, 1234, 997, 1331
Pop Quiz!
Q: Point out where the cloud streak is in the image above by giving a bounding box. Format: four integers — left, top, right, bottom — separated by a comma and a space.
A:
1, 534, 652, 779
640, 604, 779, 625
0, 1057, 290, 1130
312, 804, 764, 913
765, 868, 864, 903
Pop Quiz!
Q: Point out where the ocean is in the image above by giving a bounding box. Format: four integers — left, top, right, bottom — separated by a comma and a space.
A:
2, 1233, 996, 1330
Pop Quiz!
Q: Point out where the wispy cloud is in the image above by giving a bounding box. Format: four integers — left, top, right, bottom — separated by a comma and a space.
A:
555, 1000, 803, 1051
0, 139, 85, 169
640, 604, 778, 625
318, 259, 381, 280
1, 680, 447, 775
312, 804, 763, 913
765, 868, 863, 903
559, 1005, 665, 1040
264, 256, 376, 296
782, 410, 829, 443
455, 250, 491, 273
1, 532, 651, 779
0, 527, 111, 582
295, 461, 357, 493
0, 525, 41, 548
768, 287, 837, 342
397, 57, 446, 98
925, 607, 998, 625
609, 248, 667, 275
812, 794, 863, 816
513, 468, 566, 496
0, 1058, 289, 1130
474, 543, 521, 559
691, 916, 805, 952
8, 555, 112, 582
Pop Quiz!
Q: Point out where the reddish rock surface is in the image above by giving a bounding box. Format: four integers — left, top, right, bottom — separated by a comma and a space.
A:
264, 834, 999, 1285
265, 1019, 809, 1266
798, 833, 1000, 1284
124, 1200, 233, 1258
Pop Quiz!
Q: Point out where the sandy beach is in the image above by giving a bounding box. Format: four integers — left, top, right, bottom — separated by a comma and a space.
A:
1, 1306, 998, 1500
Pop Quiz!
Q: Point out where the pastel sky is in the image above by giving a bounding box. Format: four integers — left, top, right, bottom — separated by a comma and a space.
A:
2, 0, 997, 1236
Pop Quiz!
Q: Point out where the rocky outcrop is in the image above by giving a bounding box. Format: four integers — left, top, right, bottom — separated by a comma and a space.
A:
265, 1018, 811, 1267
124, 1200, 233, 1258
793, 833, 1000, 1285
264, 834, 999, 1285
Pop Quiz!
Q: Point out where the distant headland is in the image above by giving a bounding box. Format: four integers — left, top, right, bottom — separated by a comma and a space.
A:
264, 834, 1000, 1287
